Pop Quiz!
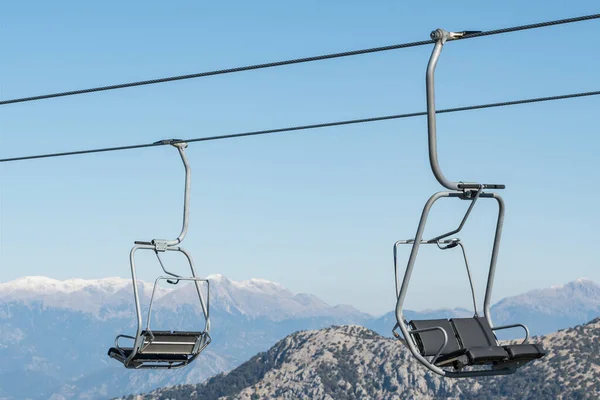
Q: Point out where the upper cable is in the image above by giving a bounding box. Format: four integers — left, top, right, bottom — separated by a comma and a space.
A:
0, 13, 598, 106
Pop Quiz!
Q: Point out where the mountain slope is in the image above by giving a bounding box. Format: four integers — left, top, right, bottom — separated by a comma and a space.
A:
457, 317, 600, 399
116, 325, 460, 400
125, 319, 600, 399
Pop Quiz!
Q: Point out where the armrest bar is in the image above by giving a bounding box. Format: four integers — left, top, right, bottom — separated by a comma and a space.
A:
114, 334, 136, 359
115, 334, 135, 349
408, 326, 449, 365
491, 323, 530, 344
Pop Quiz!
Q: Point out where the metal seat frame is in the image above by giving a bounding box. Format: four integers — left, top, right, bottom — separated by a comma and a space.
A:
392, 29, 541, 378
109, 141, 211, 369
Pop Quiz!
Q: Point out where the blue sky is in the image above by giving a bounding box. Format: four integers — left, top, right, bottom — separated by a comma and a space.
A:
0, 1, 598, 315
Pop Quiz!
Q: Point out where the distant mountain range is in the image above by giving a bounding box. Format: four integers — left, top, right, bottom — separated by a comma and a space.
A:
121, 318, 600, 400
0, 275, 598, 399
369, 278, 600, 339
0, 274, 368, 400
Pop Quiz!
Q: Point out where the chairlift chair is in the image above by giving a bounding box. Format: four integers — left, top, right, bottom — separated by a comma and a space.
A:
108, 140, 211, 369
392, 29, 546, 378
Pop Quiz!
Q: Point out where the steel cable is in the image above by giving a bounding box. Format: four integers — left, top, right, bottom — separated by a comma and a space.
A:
1, 89, 597, 163
0, 13, 598, 106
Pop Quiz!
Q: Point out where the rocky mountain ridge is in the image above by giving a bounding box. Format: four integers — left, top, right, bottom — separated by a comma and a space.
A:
123, 318, 600, 399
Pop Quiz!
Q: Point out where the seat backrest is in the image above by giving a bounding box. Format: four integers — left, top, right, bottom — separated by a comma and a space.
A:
409, 319, 461, 356
450, 317, 498, 348
140, 331, 202, 355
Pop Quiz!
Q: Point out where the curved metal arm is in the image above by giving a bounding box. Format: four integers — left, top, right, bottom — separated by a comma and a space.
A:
426, 30, 504, 191
427, 186, 482, 242
125, 244, 148, 366
114, 334, 136, 360
115, 334, 135, 347
457, 242, 478, 316
492, 323, 530, 344
427, 30, 459, 190
167, 141, 191, 246
154, 250, 182, 284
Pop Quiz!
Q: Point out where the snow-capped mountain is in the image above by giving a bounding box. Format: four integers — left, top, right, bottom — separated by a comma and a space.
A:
0, 276, 157, 317
0, 274, 370, 400
0, 274, 368, 321
203, 273, 369, 320
492, 277, 600, 335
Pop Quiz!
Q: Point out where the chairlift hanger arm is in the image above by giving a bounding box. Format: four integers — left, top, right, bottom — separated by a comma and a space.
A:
173, 142, 191, 245
160, 140, 192, 246
140, 140, 192, 248
426, 29, 505, 191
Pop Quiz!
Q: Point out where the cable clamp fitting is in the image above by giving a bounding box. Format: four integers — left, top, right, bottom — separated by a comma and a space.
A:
151, 239, 168, 252
430, 29, 482, 43
153, 139, 188, 149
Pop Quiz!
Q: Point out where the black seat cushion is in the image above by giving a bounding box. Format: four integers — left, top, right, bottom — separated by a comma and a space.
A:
408, 319, 461, 356
503, 344, 545, 360
465, 346, 509, 363
108, 347, 188, 362
436, 345, 507, 366
448, 317, 508, 365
